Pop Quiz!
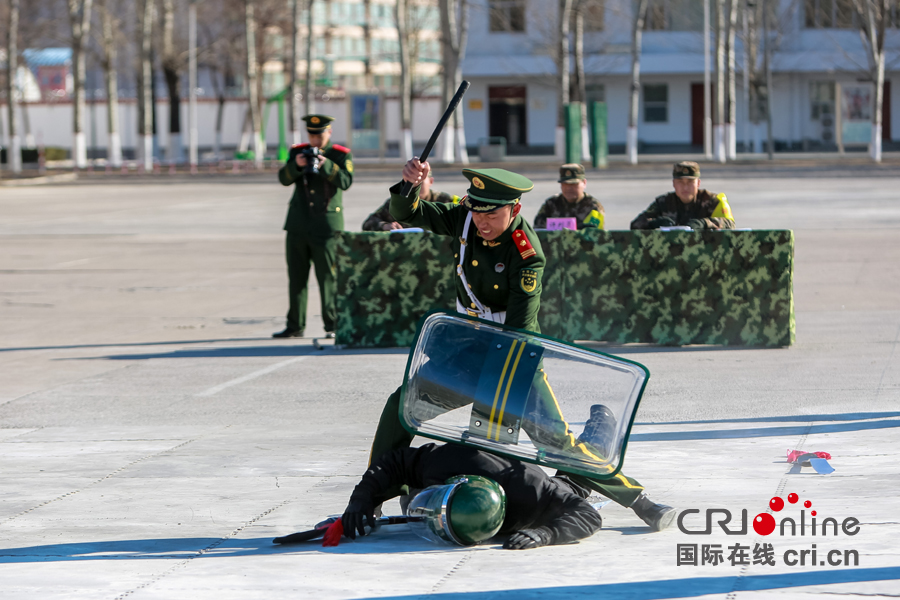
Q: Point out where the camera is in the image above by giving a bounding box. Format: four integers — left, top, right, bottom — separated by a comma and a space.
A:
289, 144, 321, 176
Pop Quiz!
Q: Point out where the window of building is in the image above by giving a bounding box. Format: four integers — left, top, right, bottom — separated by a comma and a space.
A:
810, 81, 835, 120
804, 0, 856, 28
644, 0, 704, 32
489, 0, 526, 32
572, 0, 604, 31
643, 84, 668, 123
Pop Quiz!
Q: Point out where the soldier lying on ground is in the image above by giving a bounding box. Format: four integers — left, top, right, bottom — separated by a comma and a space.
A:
368, 159, 676, 532
631, 161, 735, 230
342, 442, 603, 549
361, 169, 460, 231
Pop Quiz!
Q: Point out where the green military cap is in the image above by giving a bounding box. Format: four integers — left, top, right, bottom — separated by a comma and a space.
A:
673, 161, 700, 179
558, 163, 586, 183
459, 168, 534, 212
302, 114, 334, 133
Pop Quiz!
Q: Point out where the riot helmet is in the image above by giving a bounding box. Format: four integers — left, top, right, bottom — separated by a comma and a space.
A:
407, 475, 506, 545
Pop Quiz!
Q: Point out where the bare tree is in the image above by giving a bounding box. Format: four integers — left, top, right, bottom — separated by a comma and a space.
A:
572, 0, 590, 161
6, 0, 21, 174
68, 0, 94, 168
726, 0, 738, 159
556, 0, 573, 160
161, 0, 184, 163
244, 0, 263, 168
437, 0, 469, 163
714, 0, 725, 162
851, 0, 888, 162
305, 0, 314, 116
289, 0, 302, 143
98, 0, 122, 167
627, 0, 649, 164
139, 0, 154, 170
395, 0, 413, 159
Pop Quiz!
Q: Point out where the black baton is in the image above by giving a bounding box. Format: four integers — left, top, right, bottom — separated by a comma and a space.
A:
399, 80, 470, 197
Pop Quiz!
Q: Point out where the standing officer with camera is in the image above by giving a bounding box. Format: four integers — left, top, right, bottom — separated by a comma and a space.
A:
274, 114, 353, 339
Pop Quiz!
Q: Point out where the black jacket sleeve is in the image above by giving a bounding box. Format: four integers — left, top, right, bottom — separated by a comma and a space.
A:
535, 487, 603, 545
346, 445, 436, 509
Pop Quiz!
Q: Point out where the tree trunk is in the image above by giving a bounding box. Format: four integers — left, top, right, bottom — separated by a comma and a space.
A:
188, 0, 198, 168
140, 0, 154, 170
556, 0, 573, 160
69, 0, 94, 169
162, 0, 182, 164
395, 0, 413, 159
454, 0, 469, 163
627, 0, 649, 164
7, 0, 21, 174
245, 0, 264, 168
573, 1, 589, 161
714, 0, 726, 162
100, 0, 122, 167
290, 0, 302, 144
726, 0, 738, 159
305, 0, 315, 116
762, 0, 773, 159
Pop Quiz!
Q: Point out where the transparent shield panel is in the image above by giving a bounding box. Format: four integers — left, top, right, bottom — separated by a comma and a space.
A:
401, 312, 649, 480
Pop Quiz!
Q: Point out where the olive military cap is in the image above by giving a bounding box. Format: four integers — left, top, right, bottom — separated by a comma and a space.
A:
673, 161, 700, 179
303, 114, 334, 133
558, 163, 586, 183
459, 168, 534, 212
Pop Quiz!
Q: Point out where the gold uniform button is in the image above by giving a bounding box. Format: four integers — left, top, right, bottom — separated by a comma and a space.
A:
336, 207, 341, 212
494, 284, 499, 289
454, 253, 458, 258
310, 190, 316, 194
472, 260, 479, 267
470, 302, 476, 308
468, 284, 472, 288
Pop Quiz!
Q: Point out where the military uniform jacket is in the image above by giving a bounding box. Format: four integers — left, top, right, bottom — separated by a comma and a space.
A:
361, 190, 459, 231
348, 443, 603, 545
534, 193, 605, 230
389, 182, 545, 333
279, 141, 353, 243
630, 189, 735, 230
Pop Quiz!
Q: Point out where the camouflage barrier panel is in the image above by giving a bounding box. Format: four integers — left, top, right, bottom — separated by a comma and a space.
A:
335, 230, 794, 348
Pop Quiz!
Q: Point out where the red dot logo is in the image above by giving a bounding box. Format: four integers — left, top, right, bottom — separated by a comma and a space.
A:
788, 493, 799, 504
769, 497, 784, 512
804, 500, 812, 508
811, 511, 817, 516
753, 513, 776, 536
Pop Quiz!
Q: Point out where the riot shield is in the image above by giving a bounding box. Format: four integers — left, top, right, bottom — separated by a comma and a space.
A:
400, 312, 650, 480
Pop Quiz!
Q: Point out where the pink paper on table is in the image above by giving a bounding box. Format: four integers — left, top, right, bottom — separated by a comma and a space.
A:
546, 217, 577, 231
787, 449, 832, 462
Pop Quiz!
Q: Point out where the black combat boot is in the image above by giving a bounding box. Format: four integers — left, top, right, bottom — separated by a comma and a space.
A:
577, 404, 618, 459
272, 328, 303, 338
631, 493, 677, 532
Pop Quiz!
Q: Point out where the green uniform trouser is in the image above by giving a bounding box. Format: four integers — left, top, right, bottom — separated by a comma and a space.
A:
370, 380, 645, 508
285, 232, 336, 333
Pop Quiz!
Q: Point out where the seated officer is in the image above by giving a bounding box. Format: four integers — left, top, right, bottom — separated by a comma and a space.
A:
631, 161, 735, 230
341, 442, 603, 549
361, 169, 460, 231
534, 163, 605, 230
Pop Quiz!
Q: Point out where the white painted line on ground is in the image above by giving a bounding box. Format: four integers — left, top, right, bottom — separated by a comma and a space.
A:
195, 356, 308, 397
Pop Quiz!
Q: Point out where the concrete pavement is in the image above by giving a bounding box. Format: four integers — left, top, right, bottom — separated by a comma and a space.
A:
1, 168, 898, 599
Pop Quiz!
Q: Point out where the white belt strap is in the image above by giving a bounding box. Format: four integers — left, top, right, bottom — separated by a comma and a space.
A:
456, 213, 506, 324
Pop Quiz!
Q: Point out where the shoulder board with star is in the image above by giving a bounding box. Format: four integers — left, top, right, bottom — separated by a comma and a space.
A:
512, 229, 536, 259
331, 144, 351, 154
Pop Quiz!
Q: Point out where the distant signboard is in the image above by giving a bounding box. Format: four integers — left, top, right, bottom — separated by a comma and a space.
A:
546, 218, 578, 231
840, 84, 873, 145
351, 95, 381, 151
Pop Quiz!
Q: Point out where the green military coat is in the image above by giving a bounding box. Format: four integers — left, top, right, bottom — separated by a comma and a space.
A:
279, 141, 354, 243
630, 190, 735, 230
533, 193, 605, 230
389, 182, 545, 333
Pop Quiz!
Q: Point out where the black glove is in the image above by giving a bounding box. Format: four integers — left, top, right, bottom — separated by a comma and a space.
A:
687, 218, 706, 230
647, 216, 676, 229
341, 499, 375, 539
503, 527, 555, 550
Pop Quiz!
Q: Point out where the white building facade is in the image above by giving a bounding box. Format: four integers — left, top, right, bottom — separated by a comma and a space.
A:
461, 0, 900, 154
